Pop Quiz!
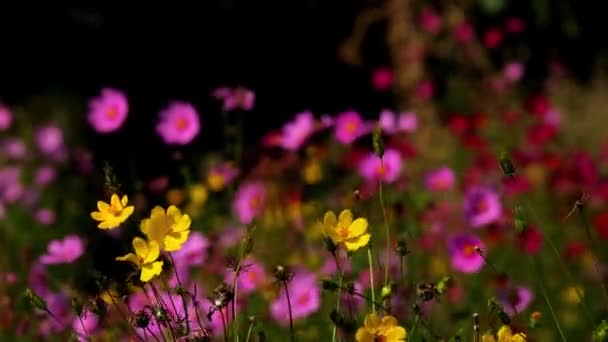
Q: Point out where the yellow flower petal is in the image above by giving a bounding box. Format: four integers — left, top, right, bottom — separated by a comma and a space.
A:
97, 201, 110, 212
140, 261, 163, 282
151, 206, 166, 218
132, 237, 149, 259
363, 313, 382, 332
122, 205, 134, 219
383, 326, 407, 341
164, 230, 190, 252
167, 205, 181, 218
323, 223, 342, 244
380, 315, 398, 328
338, 209, 353, 226
90, 211, 107, 221
511, 332, 527, 342
115, 253, 139, 264
355, 328, 375, 342
173, 214, 191, 232
110, 194, 121, 208
121, 195, 129, 207
143, 240, 160, 264
344, 233, 370, 251
348, 218, 368, 238
482, 334, 496, 342
497, 326, 512, 341
323, 211, 337, 227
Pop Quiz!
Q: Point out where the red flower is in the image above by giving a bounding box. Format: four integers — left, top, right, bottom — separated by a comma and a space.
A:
564, 240, 586, 260
504, 17, 526, 34
594, 213, 608, 240
517, 226, 543, 255
483, 27, 503, 49
527, 123, 557, 145
525, 95, 551, 117
447, 114, 470, 136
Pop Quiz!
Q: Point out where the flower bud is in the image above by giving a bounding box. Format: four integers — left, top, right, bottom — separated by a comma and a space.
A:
321, 279, 340, 292
134, 310, 151, 329
499, 152, 516, 176
372, 126, 384, 158
514, 205, 527, 234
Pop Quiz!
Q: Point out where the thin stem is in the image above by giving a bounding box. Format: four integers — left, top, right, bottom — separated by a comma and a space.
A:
220, 308, 229, 342
232, 260, 243, 342
169, 254, 190, 335
108, 290, 146, 342
78, 315, 90, 339
532, 256, 567, 342
331, 252, 344, 342
149, 283, 177, 342
245, 318, 255, 342
283, 281, 296, 342
578, 207, 608, 304
378, 174, 391, 289
146, 326, 162, 342
367, 246, 376, 313
409, 314, 419, 341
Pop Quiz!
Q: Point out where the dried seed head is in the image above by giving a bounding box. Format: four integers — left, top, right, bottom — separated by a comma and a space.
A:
134, 310, 151, 329
273, 265, 294, 283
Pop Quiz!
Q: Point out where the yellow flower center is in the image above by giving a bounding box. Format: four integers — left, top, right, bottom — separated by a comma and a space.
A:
105, 106, 119, 119
378, 164, 387, 176
374, 336, 386, 342
476, 199, 489, 213
175, 117, 189, 131
297, 292, 310, 305
338, 224, 350, 238
346, 121, 358, 134
462, 244, 475, 257
249, 196, 261, 209
248, 270, 258, 282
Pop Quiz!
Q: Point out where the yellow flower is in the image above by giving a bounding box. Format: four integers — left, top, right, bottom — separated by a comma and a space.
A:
302, 160, 322, 184
208, 171, 225, 192
90, 194, 135, 229
116, 237, 164, 282
140, 205, 191, 252
189, 184, 208, 207
323, 209, 370, 251
355, 312, 407, 342
489, 325, 526, 342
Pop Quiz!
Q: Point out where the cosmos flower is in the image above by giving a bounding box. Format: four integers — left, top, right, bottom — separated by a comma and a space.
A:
448, 234, 485, 273
233, 182, 266, 224
35, 124, 64, 157
463, 187, 502, 228
371, 67, 394, 91
87, 88, 129, 133
0, 105, 12, 131
72, 310, 99, 341
270, 268, 320, 323
482, 325, 527, 342
355, 312, 407, 342
90, 193, 135, 229
498, 285, 534, 316
156, 101, 201, 145
224, 257, 268, 295
212, 86, 255, 111
207, 162, 239, 192
334, 110, 366, 144
418, 8, 442, 35
34, 165, 56, 187
40, 235, 84, 265
358, 149, 403, 183
379, 110, 417, 134
2, 137, 27, 160
425, 166, 456, 192
140, 205, 192, 252
35, 208, 56, 225
280, 111, 315, 151
116, 237, 163, 282
171, 231, 210, 269
323, 209, 370, 252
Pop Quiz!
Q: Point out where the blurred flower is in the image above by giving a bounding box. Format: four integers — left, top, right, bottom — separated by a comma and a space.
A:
320, 249, 352, 275
302, 159, 322, 185
416, 79, 435, 101
527, 123, 557, 146
525, 94, 551, 117
483, 27, 503, 49
448, 234, 485, 273
35, 208, 56, 225
418, 8, 441, 35
171, 231, 210, 269
334, 110, 366, 144
280, 111, 315, 151
38, 292, 71, 335
516, 226, 543, 255
88, 88, 129, 133
116, 237, 163, 282
207, 162, 239, 192
40, 235, 84, 265
463, 187, 502, 228
140, 205, 191, 252
425, 166, 455, 192
379, 110, 417, 134
213, 86, 255, 111
270, 268, 320, 323
0, 166, 23, 203
2, 138, 27, 160
34, 165, 56, 187
72, 311, 99, 341
320, 114, 334, 128
562, 285, 584, 305
233, 182, 266, 224
594, 213, 608, 240
499, 285, 534, 316
35, 124, 65, 157
156, 101, 200, 145
505, 16, 526, 34
323, 209, 370, 252
0, 106, 12, 131
489, 325, 527, 342
225, 257, 268, 295
358, 149, 403, 183
355, 312, 407, 342
90, 193, 134, 229
371, 67, 394, 91
189, 184, 208, 207
504, 62, 524, 83
454, 21, 474, 44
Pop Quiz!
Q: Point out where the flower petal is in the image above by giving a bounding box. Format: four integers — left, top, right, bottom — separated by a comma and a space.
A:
164, 231, 190, 252
121, 195, 129, 207
132, 237, 149, 258
174, 213, 191, 232
382, 326, 407, 341
90, 211, 107, 221
344, 233, 370, 251
110, 194, 121, 209
97, 201, 110, 212
363, 313, 381, 332
323, 211, 337, 227
338, 209, 353, 226
354, 328, 375, 342
348, 218, 368, 238
140, 261, 163, 282
144, 240, 160, 263
115, 253, 138, 264
122, 206, 134, 220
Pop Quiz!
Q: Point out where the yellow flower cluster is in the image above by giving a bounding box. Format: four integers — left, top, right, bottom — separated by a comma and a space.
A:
90, 193, 191, 282
482, 325, 527, 342
355, 312, 407, 342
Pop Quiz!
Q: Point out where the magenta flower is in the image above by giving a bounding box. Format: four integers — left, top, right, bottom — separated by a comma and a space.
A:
448, 234, 485, 273
2, 138, 27, 160
88, 88, 129, 133
34, 165, 56, 187
463, 187, 502, 228
425, 166, 456, 192
233, 182, 266, 224
419, 8, 442, 35
504, 62, 524, 83
38, 292, 71, 335
212, 87, 255, 111
0, 105, 13, 131
334, 110, 366, 144
156, 101, 201, 145
280, 111, 315, 151
270, 268, 320, 324
35, 124, 64, 157
379, 110, 418, 134
72, 310, 99, 341
371, 67, 394, 91
498, 285, 534, 316
171, 231, 210, 269
40, 235, 84, 265
225, 257, 267, 295
35, 208, 56, 225
208, 162, 239, 191
454, 21, 474, 44
0, 166, 23, 203
358, 149, 403, 183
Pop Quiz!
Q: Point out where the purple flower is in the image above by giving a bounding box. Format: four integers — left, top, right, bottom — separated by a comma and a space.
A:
40, 235, 84, 265
358, 149, 403, 183
498, 285, 534, 316
38, 292, 72, 335
504, 62, 524, 83
35, 208, 56, 225
334, 110, 366, 144
270, 268, 320, 324
448, 234, 485, 273
2, 138, 27, 160
212, 87, 255, 111
232, 182, 266, 224
463, 187, 502, 228
34, 165, 56, 187
379, 110, 417, 134
35, 124, 64, 156
419, 8, 442, 35
156, 101, 201, 145
280, 111, 315, 151
224, 257, 267, 295
0, 166, 23, 203
0, 106, 13, 131
171, 231, 210, 268
72, 311, 99, 341
28, 262, 49, 297
88, 88, 129, 133
425, 166, 456, 192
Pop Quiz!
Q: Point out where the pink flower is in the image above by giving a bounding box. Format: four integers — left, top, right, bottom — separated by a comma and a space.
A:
208, 162, 239, 191
504, 62, 524, 82
72, 311, 99, 341
0, 166, 23, 203
156, 101, 201, 145
40, 235, 84, 265
2, 138, 27, 160
448, 234, 485, 273
379, 110, 417, 134
499, 285, 533, 316
35, 208, 56, 225
504, 17, 526, 34
358, 149, 403, 183
224, 257, 267, 295
419, 8, 442, 35
212, 87, 255, 111
34, 165, 56, 187
88, 88, 129, 133
0, 106, 13, 131
425, 166, 456, 192
171, 231, 210, 268
334, 110, 366, 144
416, 79, 435, 100
483, 27, 503, 49
517, 226, 543, 255
280, 111, 315, 151
463, 187, 502, 228
454, 22, 474, 44
371, 67, 394, 91
270, 268, 320, 324
232, 182, 266, 224
35, 124, 64, 157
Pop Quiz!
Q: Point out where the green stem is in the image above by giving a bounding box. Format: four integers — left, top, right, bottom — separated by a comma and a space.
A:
578, 207, 608, 304
532, 256, 567, 342
284, 281, 296, 342
245, 318, 255, 342
378, 174, 391, 289
409, 314, 419, 342
367, 246, 376, 313
331, 252, 344, 342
